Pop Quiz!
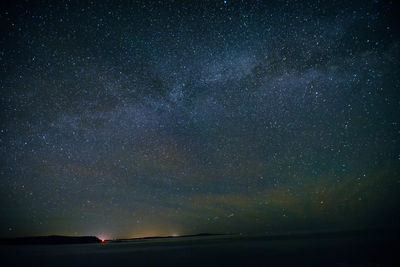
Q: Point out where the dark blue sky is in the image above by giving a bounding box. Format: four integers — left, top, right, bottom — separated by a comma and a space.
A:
0, 0, 399, 239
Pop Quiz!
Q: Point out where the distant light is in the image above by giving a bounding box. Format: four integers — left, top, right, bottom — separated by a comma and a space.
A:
101, 239, 105, 243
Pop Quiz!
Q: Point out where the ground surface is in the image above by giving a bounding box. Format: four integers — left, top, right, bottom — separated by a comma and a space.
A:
1, 232, 398, 266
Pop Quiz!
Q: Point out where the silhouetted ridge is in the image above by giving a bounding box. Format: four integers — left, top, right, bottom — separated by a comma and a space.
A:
0, 235, 101, 245
114, 233, 224, 242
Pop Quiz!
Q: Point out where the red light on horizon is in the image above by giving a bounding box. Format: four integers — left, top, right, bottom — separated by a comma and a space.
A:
101, 239, 105, 243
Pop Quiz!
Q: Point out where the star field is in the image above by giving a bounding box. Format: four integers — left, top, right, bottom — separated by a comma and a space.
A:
0, 0, 399, 239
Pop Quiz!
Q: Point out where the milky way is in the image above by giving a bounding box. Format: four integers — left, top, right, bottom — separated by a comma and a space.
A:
1, 1, 399, 239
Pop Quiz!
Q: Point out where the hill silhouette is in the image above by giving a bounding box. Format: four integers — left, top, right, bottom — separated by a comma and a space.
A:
112, 233, 224, 242
0, 235, 101, 245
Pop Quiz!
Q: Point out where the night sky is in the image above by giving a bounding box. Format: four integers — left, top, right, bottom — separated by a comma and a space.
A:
1, 1, 399, 239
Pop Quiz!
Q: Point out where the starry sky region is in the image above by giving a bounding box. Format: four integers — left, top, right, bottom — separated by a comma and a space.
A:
0, 0, 399, 239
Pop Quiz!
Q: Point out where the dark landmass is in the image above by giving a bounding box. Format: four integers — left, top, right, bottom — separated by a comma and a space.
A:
0, 235, 101, 245
110, 228, 399, 242
0, 229, 399, 266
111, 233, 224, 242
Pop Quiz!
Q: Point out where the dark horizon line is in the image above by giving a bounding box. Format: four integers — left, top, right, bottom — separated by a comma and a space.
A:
1, 226, 398, 242
109, 227, 399, 241
0, 235, 101, 245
